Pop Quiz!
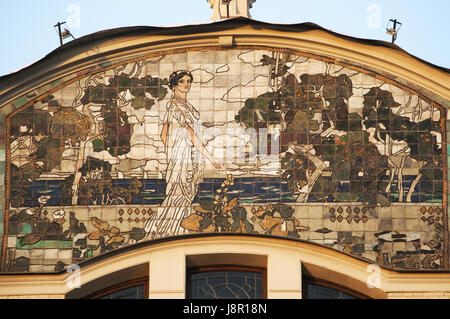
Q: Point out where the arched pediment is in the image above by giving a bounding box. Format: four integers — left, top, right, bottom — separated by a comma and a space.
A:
1, 18, 449, 274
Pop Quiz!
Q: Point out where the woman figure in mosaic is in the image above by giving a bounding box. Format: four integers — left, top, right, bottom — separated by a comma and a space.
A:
144, 70, 221, 238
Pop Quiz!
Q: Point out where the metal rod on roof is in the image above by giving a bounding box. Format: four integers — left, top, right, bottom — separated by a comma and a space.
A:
54, 21, 66, 46
222, 0, 231, 18
386, 18, 402, 43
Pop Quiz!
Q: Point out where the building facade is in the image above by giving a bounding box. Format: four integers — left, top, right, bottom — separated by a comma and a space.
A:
0, 14, 449, 299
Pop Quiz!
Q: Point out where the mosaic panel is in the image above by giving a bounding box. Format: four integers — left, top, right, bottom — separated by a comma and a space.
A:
2, 49, 447, 272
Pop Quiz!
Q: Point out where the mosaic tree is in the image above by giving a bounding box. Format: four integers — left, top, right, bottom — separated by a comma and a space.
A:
64, 72, 169, 205
9, 101, 91, 208
362, 87, 442, 202
9, 70, 170, 207
50, 106, 93, 205
235, 54, 389, 205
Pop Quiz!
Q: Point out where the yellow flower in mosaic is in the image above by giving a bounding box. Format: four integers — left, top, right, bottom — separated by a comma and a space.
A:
106, 226, 125, 245
88, 217, 110, 240
88, 217, 125, 246
223, 197, 238, 214
193, 206, 213, 214
251, 207, 266, 218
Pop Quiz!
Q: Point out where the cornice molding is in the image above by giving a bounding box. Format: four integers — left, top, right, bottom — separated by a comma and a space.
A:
0, 235, 449, 298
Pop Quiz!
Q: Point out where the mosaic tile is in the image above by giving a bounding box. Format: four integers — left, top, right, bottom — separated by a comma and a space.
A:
12, 96, 29, 109
0, 48, 447, 272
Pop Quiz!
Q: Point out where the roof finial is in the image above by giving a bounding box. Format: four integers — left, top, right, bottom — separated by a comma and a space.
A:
207, 0, 256, 20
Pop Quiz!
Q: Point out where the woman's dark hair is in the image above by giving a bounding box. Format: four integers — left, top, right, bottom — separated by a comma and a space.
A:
169, 70, 193, 90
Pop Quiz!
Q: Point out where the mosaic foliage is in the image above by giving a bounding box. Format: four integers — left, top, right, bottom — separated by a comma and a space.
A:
3, 49, 446, 272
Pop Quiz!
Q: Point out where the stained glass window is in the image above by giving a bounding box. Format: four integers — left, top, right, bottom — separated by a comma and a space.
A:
305, 283, 359, 299
98, 285, 145, 299
86, 278, 148, 299
189, 269, 265, 299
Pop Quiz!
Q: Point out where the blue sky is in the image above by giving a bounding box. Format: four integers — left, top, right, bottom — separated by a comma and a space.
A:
1, 0, 449, 76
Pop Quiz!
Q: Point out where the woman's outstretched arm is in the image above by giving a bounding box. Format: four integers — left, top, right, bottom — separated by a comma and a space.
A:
186, 124, 222, 169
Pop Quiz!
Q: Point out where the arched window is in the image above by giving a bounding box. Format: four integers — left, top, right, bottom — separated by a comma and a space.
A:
65, 263, 149, 299
303, 277, 369, 299
87, 277, 148, 299
187, 266, 266, 299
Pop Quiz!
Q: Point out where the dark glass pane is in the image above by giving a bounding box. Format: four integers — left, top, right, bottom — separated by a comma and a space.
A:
306, 283, 357, 299
99, 285, 145, 299
190, 270, 263, 299
137, 285, 144, 299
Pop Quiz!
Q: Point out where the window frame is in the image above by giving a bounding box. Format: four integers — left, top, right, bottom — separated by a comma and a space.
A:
86, 276, 149, 299
302, 276, 370, 299
186, 265, 267, 299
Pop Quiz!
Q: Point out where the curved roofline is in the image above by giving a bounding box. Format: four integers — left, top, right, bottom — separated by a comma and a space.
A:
0, 17, 448, 84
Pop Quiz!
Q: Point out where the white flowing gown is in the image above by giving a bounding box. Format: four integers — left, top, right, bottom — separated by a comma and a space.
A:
144, 96, 204, 238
